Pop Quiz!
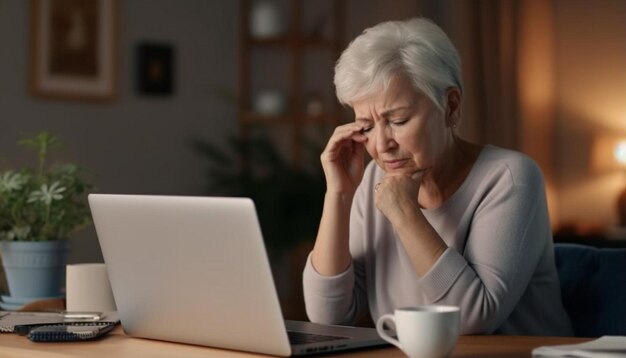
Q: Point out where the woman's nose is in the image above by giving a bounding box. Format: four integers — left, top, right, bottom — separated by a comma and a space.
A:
374, 126, 396, 153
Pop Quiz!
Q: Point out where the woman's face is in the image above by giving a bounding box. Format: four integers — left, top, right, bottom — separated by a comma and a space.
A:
352, 74, 456, 176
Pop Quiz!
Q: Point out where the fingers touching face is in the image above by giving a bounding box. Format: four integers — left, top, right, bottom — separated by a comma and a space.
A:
351, 74, 453, 176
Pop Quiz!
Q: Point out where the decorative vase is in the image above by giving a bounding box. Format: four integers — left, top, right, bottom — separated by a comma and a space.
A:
254, 90, 288, 115
250, 0, 285, 38
0, 241, 68, 299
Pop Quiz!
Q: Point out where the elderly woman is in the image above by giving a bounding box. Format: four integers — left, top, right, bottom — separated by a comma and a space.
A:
303, 18, 573, 336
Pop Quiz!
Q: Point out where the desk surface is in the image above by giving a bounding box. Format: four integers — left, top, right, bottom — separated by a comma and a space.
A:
0, 326, 590, 357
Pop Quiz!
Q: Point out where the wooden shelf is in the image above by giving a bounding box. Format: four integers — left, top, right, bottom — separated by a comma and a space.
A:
241, 111, 345, 126
238, 0, 346, 164
241, 112, 292, 125
300, 111, 345, 124
248, 36, 336, 49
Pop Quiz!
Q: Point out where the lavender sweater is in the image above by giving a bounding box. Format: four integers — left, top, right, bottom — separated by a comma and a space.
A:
303, 146, 573, 335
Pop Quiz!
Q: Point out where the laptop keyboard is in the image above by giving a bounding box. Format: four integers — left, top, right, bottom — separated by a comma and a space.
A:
287, 331, 348, 345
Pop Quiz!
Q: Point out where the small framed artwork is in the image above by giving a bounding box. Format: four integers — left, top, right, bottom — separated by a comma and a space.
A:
30, 0, 117, 101
135, 43, 175, 96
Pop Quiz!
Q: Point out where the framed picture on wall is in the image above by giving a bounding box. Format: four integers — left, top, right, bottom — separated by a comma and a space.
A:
135, 42, 175, 96
30, 0, 117, 101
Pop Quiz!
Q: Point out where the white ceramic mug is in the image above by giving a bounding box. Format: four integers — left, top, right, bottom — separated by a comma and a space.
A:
66, 263, 116, 312
376, 305, 461, 358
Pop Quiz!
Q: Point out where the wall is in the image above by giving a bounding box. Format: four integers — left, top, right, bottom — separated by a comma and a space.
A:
1, 0, 424, 265
345, 0, 421, 40
554, 0, 626, 229
422, 0, 626, 230
517, 0, 558, 227
0, 0, 239, 263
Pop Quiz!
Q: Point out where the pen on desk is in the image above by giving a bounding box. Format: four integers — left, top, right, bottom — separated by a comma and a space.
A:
9, 311, 103, 320
62, 312, 103, 320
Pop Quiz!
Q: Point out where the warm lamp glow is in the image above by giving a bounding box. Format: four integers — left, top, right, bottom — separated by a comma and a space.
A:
590, 136, 626, 173
615, 140, 626, 166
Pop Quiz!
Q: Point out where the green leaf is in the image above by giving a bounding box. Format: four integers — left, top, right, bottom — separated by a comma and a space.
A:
0, 131, 94, 241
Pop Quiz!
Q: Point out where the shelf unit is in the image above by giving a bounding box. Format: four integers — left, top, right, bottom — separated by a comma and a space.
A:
238, 0, 346, 166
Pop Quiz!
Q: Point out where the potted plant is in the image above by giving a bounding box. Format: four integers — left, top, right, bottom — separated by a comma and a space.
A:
192, 133, 327, 320
192, 133, 326, 257
0, 132, 93, 305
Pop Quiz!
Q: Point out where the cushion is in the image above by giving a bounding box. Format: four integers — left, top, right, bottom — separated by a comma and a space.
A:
554, 243, 626, 337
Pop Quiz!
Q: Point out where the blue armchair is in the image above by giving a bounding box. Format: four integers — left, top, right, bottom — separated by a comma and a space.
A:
554, 243, 626, 337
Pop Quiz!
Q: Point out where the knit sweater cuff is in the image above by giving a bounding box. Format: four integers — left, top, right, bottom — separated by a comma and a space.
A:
303, 252, 355, 297
419, 248, 467, 301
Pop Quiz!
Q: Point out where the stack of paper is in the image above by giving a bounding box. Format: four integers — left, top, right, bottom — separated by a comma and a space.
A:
533, 336, 626, 357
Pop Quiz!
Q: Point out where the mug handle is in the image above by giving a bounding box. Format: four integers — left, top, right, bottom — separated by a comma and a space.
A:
376, 314, 401, 349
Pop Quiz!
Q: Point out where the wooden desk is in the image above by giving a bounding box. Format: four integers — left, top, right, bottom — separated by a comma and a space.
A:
0, 326, 590, 357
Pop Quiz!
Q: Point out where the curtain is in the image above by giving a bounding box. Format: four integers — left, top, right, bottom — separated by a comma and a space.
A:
424, 0, 520, 149
423, 0, 558, 225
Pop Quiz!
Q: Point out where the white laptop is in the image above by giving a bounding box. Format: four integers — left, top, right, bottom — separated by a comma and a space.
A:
88, 194, 386, 356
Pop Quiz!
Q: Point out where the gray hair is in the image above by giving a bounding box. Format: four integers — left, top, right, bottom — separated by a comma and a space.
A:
334, 18, 463, 111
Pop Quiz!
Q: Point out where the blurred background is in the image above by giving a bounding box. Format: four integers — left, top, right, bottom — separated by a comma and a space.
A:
1, 0, 626, 319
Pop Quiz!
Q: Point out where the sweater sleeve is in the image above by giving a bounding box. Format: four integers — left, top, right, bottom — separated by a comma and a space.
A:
302, 254, 365, 325
417, 158, 551, 334
302, 164, 373, 326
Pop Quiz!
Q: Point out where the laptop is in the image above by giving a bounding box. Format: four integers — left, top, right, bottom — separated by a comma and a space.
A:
88, 194, 386, 356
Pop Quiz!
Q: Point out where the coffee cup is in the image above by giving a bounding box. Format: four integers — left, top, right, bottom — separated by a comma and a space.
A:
376, 305, 460, 358
66, 263, 116, 312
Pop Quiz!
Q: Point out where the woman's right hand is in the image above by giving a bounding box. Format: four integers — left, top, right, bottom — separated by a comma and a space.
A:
320, 123, 367, 195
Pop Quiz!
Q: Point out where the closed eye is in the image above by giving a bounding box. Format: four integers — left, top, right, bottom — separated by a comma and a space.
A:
391, 119, 409, 126
361, 126, 373, 133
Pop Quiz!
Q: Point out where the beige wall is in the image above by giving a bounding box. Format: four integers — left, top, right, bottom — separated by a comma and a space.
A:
518, 0, 558, 227
554, 0, 626, 229
430, 0, 626, 230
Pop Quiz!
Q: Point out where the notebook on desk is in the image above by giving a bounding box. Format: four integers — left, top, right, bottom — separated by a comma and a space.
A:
88, 194, 385, 356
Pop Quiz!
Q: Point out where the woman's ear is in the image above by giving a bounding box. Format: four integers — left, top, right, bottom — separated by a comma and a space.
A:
445, 88, 462, 128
